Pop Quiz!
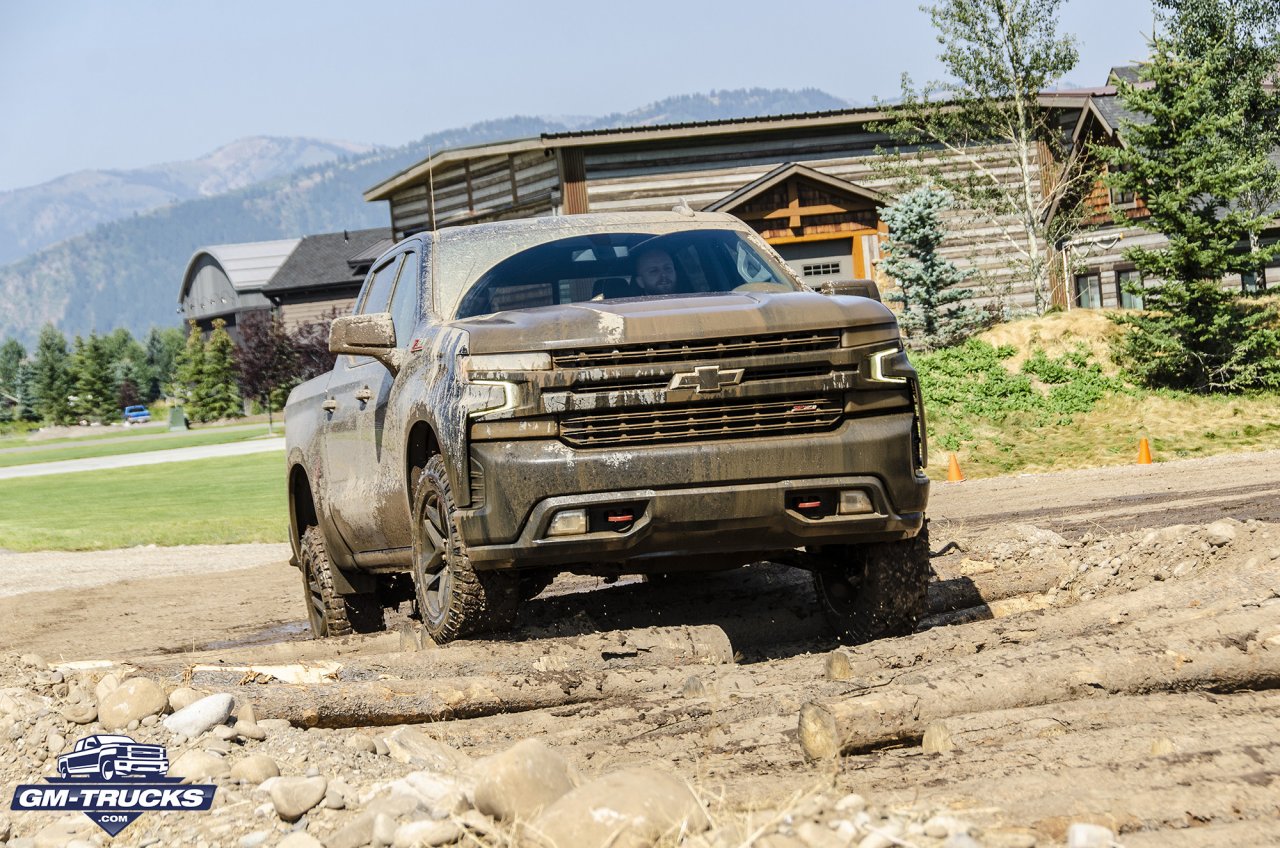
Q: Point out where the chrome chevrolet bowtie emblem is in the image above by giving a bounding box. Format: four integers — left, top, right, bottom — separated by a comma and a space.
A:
668, 365, 745, 393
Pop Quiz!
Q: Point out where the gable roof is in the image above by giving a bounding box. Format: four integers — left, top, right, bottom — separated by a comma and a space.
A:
260, 227, 392, 296
704, 162, 889, 213
179, 238, 300, 301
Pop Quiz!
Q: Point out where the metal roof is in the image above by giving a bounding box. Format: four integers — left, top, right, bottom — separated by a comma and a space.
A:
178, 238, 300, 301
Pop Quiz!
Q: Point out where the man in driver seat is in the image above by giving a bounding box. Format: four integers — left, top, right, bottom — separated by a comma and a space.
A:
632, 244, 681, 295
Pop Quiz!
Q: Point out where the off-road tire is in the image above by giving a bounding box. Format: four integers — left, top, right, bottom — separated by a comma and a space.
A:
813, 522, 931, 645
411, 455, 519, 644
299, 525, 384, 638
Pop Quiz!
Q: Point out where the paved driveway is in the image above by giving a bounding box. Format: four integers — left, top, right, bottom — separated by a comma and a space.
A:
0, 438, 285, 480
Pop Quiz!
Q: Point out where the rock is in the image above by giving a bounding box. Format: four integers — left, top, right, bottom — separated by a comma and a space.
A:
236, 700, 257, 725
384, 771, 471, 819
324, 783, 347, 810
796, 821, 846, 848
383, 727, 470, 772
168, 750, 230, 781
212, 724, 239, 741
924, 816, 969, 838
98, 677, 167, 731
18, 653, 46, 669
167, 687, 205, 713
473, 738, 575, 821
31, 817, 93, 847
374, 735, 390, 756
164, 693, 235, 738
230, 754, 280, 784
1204, 520, 1237, 547
1066, 823, 1115, 848
757, 835, 807, 848
324, 811, 375, 848
346, 733, 377, 753
236, 722, 268, 741
257, 718, 293, 732
394, 820, 462, 848
270, 775, 328, 822
532, 767, 709, 848
922, 721, 954, 754
94, 673, 121, 704
239, 831, 271, 848
373, 813, 398, 846
278, 835, 325, 848
681, 676, 707, 697
45, 731, 66, 755
835, 793, 867, 814
857, 821, 905, 848
0, 816, 9, 842
60, 701, 97, 725
943, 835, 983, 848
1150, 737, 1175, 756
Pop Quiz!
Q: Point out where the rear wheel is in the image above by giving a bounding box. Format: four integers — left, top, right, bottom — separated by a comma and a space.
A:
299, 526, 384, 638
813, 523, 931, 645
411, 455, 519, 644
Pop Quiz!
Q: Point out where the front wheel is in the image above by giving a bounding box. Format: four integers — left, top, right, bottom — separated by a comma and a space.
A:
812, 523, 931, 645
299, 526, 384, 638
411, 455, 519, 644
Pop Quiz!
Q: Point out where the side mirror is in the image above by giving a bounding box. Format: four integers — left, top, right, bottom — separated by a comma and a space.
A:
819, 279, 881, 301
329, 313, 403, 373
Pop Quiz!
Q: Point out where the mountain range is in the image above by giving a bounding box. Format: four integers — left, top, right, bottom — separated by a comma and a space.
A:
0, 88, 851, 346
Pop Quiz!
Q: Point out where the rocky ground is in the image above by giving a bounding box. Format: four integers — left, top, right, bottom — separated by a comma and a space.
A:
1, 507, 1277, 848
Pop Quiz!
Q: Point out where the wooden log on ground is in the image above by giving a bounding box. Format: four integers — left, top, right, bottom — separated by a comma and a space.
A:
244, 664, 699, 728
825, 558, 1280, 682
121, 624, 734, 688
799, 610, 1280, 759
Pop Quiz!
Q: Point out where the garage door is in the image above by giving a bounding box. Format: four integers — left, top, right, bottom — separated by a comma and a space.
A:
776, 239, 852, 285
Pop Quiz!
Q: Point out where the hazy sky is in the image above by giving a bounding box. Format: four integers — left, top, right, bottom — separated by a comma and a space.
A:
0, 0, 1154, 193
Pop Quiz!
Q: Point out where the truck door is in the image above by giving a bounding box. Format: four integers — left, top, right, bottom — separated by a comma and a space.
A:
322, 249, 420, 553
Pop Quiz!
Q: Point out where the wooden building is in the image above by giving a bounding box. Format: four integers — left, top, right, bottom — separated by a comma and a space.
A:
364, 101, 1093, 311
179, 228, 391, 336
1060, 76, 1278, 308
260, 228, 391, 328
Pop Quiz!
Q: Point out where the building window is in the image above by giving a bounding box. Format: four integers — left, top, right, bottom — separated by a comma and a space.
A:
1116, 269, 1144, 309
1074, 273, 1102, 308
1241, 271, 1264, 294
1108, 164, 1136, 208
802, 261, 842, 277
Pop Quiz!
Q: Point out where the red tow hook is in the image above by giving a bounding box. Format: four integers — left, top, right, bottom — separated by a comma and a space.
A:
605, 510, 635, 531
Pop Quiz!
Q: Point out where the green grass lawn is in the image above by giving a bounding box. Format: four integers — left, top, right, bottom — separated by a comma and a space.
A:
0, 452, 287, 551
0, 427, 272, 468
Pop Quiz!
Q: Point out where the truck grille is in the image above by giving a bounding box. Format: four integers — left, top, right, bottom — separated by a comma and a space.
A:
551, 330, 841, 369
559, 396, 843, 448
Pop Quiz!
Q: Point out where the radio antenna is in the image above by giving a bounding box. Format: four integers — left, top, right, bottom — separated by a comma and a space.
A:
427, 143, 438, 234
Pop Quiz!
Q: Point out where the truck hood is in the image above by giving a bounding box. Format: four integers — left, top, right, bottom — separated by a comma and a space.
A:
450, 292, 898, 354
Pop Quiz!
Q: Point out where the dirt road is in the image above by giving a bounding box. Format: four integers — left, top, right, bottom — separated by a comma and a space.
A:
0, 452, 1277, 847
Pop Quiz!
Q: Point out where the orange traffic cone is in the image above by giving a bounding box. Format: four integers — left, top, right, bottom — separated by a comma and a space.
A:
1137, 437, 1153, 465
947, 453, 965, 482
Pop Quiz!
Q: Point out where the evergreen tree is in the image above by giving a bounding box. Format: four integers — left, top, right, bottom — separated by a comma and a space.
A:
872, 0, 1088, 313
0, 339, 24, 423
14, 360, 39, 422
202, 319, 244, 420
69, 333, 118, 422
31, 324, 74, 425
174, 321, 208, 421
144, 327, 185, 401
880, 186, 981, 349
1100, 18, 1280, 391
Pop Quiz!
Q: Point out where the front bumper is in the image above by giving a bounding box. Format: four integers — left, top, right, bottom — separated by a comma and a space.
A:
459, 411, 929, 569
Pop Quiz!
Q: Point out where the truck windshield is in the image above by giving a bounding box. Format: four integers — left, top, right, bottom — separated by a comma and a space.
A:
454, 229, 801, 320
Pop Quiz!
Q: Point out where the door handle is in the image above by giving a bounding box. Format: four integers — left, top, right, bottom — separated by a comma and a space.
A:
354, 386, 373, 403
322, 398, 338, 412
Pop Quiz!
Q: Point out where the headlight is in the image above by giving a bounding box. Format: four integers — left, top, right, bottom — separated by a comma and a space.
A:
461, 380, 518, 419
462, 352, 551, 379
866, 348, 912, 384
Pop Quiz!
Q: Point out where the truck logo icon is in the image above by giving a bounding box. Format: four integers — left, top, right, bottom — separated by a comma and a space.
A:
11, 734, 213, 837
56, 734, 169, 781
668, 365, 745, 393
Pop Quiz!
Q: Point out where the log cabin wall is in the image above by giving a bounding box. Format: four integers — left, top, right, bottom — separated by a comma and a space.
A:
375, 111, 1080, 314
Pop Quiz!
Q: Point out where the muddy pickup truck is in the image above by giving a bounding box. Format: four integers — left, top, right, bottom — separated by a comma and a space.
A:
284, 211, 930, 644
